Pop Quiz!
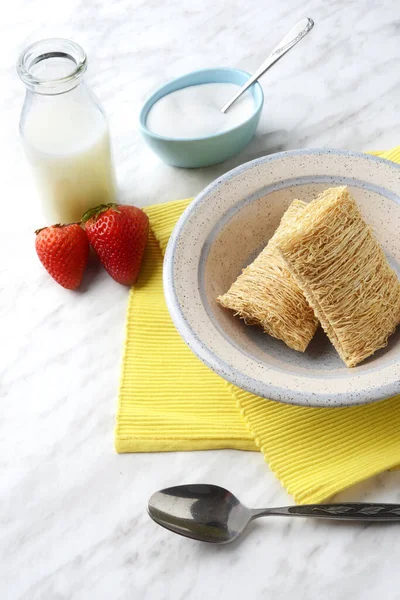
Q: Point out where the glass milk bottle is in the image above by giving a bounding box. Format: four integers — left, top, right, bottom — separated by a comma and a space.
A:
17, 39, 117, 223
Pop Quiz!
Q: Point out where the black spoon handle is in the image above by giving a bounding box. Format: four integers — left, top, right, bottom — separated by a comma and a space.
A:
252, 503, 400, 521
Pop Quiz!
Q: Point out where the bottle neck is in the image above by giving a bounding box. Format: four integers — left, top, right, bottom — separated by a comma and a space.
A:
17, 38, 87, 95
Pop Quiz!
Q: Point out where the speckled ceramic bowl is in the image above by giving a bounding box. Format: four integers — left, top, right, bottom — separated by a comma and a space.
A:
163, 149, 400, 407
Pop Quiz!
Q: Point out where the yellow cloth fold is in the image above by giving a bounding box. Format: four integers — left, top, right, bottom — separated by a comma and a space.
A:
116, 147, 400, 504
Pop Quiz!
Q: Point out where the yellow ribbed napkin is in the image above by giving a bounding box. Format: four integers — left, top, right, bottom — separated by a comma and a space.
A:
116, 147, 400, 504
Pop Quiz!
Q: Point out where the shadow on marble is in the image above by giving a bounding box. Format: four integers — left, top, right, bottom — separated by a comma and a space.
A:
333, 470, 400, 504
199, 129, 289, 183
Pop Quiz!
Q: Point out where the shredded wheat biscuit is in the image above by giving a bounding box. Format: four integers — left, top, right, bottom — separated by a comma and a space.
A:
276, 186, 400, 367
217, 200, 318, 352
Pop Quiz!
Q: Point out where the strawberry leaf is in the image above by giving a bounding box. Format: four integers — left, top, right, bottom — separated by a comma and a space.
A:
81, 203, 119, 223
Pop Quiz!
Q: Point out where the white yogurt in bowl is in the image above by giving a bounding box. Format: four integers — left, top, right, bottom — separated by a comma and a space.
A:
139, 67, 264, 168
146, 83, 256, 139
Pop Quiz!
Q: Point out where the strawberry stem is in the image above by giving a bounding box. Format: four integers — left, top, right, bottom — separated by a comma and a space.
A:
34, 222, 81, 234
81, 203, 119, 223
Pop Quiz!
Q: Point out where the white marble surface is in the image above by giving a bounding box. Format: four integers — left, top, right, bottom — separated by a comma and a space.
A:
2, 0, 400, 598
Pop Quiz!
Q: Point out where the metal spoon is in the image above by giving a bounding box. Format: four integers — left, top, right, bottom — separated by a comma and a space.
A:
221, 17, 314, 113
148, 484, 400, 544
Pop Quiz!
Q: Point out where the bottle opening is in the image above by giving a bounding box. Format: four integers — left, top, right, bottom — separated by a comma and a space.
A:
17, 39, 87, 94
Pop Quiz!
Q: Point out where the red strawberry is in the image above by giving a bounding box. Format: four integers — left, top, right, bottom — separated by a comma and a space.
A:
35, 224, 89, 290
82, 203, 149, 286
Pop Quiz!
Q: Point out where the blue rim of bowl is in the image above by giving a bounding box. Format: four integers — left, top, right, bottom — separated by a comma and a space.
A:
163, 148, 400, 407
138, 67, 264, 143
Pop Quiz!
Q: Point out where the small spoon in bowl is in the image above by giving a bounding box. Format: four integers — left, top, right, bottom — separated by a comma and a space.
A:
221, 17, 314, 113
148, 484, 400, 544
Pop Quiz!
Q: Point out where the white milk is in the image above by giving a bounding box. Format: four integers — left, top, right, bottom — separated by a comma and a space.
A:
146, 83, 256, 139
22, 86, 116, 223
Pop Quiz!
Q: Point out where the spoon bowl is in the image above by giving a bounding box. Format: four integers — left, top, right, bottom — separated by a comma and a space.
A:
148, 484, 400, 544
148, 484, 251, 543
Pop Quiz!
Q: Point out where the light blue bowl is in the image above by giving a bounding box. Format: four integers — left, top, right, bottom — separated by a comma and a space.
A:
139, 68, 264, 168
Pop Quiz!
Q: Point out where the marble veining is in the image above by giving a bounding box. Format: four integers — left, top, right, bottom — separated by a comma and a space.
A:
2, 0, 400, 598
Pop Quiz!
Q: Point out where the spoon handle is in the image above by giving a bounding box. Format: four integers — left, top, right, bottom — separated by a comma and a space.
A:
221, 17, 314, 113
252, 503, 400, 522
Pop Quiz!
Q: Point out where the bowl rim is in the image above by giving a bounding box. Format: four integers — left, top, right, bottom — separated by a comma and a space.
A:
163, 148, 400, 407
138, 67, 264, 143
